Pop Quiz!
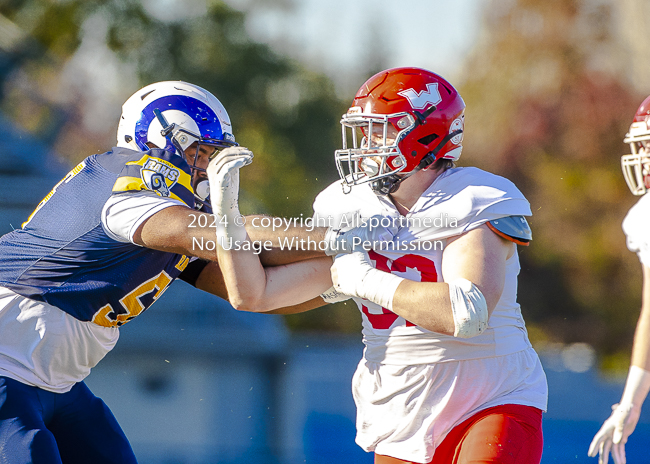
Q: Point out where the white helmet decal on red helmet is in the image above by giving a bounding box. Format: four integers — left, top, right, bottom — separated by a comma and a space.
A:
397, 83, 442, 110
449, 117, 464, 145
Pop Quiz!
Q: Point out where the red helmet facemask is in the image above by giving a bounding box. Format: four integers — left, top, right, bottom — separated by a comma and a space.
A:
622, 95, 650, 195
335, 67, 466, 195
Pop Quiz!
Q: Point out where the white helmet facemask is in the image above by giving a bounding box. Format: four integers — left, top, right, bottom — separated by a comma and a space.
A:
622, 122, 650, 196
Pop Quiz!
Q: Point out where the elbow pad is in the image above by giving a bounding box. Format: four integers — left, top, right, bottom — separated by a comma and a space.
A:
448, 278, 488, 338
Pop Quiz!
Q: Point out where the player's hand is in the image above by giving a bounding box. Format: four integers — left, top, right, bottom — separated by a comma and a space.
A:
207, 147, 253, 241
330, 252, 374, 298
208, 146, 254, 176
206, 147, 253, 215
330, 251, 403, 310
324, 214, 398, 256
588, 402, 641, 464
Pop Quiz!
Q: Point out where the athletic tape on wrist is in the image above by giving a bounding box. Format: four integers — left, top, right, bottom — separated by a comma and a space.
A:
359, 268, 404, 311
448, 278, 488, 338
320, 286, 351, 304
621, 365, 650, 407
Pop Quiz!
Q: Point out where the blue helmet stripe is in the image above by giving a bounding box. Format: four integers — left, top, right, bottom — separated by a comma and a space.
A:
134, 95, 228, 153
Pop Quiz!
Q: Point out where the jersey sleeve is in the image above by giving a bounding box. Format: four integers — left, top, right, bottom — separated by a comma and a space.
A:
101, 190, 185, 244
408, 168, 532, 242
623, 194, 650, 265
177, 258, 210, 287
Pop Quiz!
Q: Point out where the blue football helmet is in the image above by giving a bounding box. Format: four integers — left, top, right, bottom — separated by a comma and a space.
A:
117, 81, 237, 208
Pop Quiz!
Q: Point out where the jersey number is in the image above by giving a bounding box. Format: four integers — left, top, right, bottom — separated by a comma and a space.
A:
92, 271, 173, 327
361, 251, 438, 330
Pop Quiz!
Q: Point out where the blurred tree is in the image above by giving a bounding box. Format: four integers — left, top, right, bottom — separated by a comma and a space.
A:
458, 0, 646, 365
0, 0, 360, 333
0, 0, 346, 214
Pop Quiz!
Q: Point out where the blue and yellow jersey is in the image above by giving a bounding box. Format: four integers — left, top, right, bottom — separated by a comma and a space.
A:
0, 147, 195, 327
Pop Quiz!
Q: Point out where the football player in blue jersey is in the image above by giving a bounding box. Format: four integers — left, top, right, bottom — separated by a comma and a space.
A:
0, 81, 393, 464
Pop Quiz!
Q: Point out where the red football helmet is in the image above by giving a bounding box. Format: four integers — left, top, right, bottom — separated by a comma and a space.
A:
335, 67, 466, 194
622, 95, 650, 195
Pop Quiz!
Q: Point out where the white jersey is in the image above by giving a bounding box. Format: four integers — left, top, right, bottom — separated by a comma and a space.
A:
622, 193, 650, 266
315, 167, 547, 461
314, 167, 534, 365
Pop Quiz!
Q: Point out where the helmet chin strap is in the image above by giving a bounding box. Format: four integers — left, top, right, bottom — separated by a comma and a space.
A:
370, 128, 463, 195
370, 175, 404, 195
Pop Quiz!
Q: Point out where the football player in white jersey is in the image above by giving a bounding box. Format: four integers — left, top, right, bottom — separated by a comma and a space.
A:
589, 95, 650, 464
211, 67, 548, 464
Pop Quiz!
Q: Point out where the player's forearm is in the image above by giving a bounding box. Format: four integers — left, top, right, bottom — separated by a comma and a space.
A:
216, 242, 268, 311
136, 208, 329, 264
631, 304, 650, 372
261, 258, 333, 310
391, 281, 455, 335
631, 265, 650, 371
135, 206, 222, 260
330, 227, 506, 338
244, 214, 327, 266
331, 253, 457, 335
263, 296, 329, 315
218, 243, 332, 312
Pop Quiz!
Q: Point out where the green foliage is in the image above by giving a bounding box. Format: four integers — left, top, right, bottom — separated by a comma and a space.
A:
2, 0, 345, 216
105, 0, 345, 216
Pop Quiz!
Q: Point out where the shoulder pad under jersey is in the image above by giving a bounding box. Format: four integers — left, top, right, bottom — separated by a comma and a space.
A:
112, 148, 195, 207
487, 215, 532, 246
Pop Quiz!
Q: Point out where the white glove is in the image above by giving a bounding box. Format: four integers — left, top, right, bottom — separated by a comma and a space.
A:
324, 214, 398, 256
330, 252, 404, 310
206, 147, 253, 242
588, 366, 650, 464
588, 403, 640, 464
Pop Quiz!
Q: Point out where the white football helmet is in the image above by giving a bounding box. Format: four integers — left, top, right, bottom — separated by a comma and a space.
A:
622, 95, 650, 195
117, 81, 236, 207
